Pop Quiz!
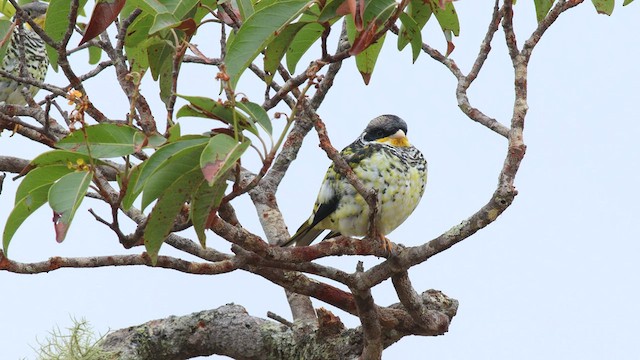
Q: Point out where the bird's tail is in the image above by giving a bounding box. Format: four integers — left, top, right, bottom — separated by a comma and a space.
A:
281, 225, 324, 247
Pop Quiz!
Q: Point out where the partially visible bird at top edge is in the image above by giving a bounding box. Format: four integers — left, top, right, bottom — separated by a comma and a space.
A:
0, 1, 49, 105
282, 114, 428, 255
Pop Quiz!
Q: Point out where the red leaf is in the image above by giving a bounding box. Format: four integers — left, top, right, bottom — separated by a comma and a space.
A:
176, 18, 197, 38
201, 160, 225, 183
446, 40, 455, 56
339, 0, 364, 31
79, 0, 126, 45
349, 22, 378, 56
52, 211, 68, 243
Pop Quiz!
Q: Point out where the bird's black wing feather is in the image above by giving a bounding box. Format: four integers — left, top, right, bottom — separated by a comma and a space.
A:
309, 194, 339, 228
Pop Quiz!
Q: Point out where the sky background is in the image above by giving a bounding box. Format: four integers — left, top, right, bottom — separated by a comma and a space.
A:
1, 1, 639, 359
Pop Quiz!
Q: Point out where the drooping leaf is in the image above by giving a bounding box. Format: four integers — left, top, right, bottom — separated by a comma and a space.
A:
200, 134, 250, 186
346, 16, 385, 85
191, 180, 227, 246
123, 12, 153, 73
144, 168, 202, 265
88, 45, 102, 64
264, 21, 310, 84
225, 0, 313, 88
534, 0, 554, 22
591, 0, 614, 15
0, 19, 12, 65
140, 142, 205, 210
56, 123, 149, 158
285, 21, 324, 74
432, 0, 460, 49
397, 12, 422, 63
407, 0, 433, 30
123, 136, 208, 210
235, 101, 272, 135
236, 0, 254, 19
146, 37, 176, 106
3, 165, 73, 254
44, 0, 71, 72
79, 0, 126, 45
48, 170, 93, 243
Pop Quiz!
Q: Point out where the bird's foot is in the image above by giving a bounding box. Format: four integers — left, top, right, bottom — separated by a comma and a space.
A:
372, 233, 395, 257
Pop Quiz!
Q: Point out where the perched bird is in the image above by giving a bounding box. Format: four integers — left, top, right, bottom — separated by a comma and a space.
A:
283, 115, 428, 251
0, 1, 49, 105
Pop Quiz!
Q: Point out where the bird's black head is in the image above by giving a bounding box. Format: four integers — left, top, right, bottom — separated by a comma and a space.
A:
362, 115, 409, 145
16, 1, 48, 24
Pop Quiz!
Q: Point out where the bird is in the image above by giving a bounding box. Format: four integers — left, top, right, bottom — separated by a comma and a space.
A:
0, 1, 49, 105
282, 114, 427, 252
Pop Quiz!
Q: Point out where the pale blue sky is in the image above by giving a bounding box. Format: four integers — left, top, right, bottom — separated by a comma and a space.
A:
1, 1, 639, 359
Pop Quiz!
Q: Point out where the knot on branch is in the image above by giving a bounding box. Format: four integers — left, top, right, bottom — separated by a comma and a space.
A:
316, 307, 346, 339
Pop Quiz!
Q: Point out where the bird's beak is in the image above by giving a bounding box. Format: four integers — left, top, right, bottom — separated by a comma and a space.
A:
377, 129, 411, 147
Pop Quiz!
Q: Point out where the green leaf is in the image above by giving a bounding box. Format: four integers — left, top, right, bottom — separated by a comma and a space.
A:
264, 21, 309, 83
88, 45, 102, 64
0, 19, 11, 65
346, 16, 386, 85
623, 0, 634, 5
146, 37, 175, 105
140, 142, 205, 210
124, 136, 209, 210
534, 0, 554, 22
167, 123, 181, 142
225, 0, 313, 88
200, 134, 250, 186
407, 0, 433, 30
0, 1, 15, 17
236, 101, 272, 135
123, 13, 153, 73
144, 168, 202, 264
591, 0, 614, 14
317, 0, 346, 22
432, 0, 460, 36
142, 0, 199, 19
149, 12, 181, 34
397, 12, 422, 63
49, 171, 93, 243
286, 24, 325, 74
176, 95, 256, 135
30, 150, 104, 168
191, 180, 227, 247
44, 0, 71, 72
236, 0, 254, 19
3, 165, 73, 254
56, 124, 148, 158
